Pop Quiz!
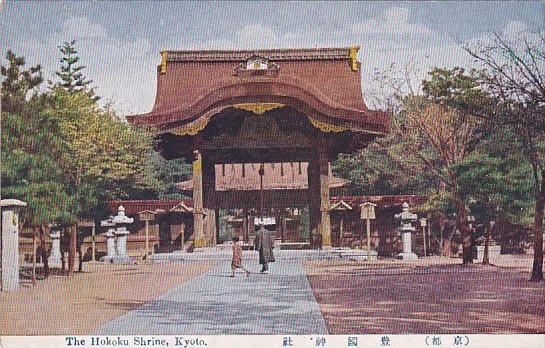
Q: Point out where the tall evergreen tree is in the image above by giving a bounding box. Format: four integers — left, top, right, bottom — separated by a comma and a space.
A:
54, 40, 97, 99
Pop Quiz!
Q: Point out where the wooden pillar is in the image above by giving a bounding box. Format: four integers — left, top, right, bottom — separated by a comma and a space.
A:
209, 209, 217, 246
318, 141, 332, 248
308, 155, 320, 248
193, 150, 205, 248
145, 220, 150, 258
32, 230, 36, 285
339, 214, 344, 248
215, 208, 220, 245
242, 209, 248, 242
91, 221, 96, 262
68, 225, 76, 275
281, 211, 287, 243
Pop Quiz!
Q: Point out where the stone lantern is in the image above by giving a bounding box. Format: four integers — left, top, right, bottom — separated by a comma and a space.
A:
394, 202, 418, 260
112, 205, 133, 263
100, 218, 117, 262
48, 224, 62, 266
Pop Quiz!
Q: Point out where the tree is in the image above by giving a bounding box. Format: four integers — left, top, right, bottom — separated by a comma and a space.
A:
1, 97, 72, 278
464, 32, 545, 281
148, 152, 192, 200
333, 118, 438, 196
53, 40, 97, 99
1, 50, 43, 113
394, 68, 490, 264
453, 128, 534, 264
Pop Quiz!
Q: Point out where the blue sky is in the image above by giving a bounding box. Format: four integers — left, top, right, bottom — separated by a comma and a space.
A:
1, 1, 543, 115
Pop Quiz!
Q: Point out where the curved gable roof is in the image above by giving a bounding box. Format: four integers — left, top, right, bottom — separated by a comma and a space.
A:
127, 47, 389, 135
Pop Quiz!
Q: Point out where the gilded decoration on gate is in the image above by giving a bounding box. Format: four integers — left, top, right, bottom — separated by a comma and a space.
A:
232, 103, 285, 115
307, 116, 350, 133
171, 115, 212, 136
349, 46, 360, 72
160, 51, 168, 74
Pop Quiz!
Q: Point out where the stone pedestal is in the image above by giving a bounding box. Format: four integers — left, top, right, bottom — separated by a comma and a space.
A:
476, 245, 501, 263
113, 227, 131, 264
100, 229, 117, 263
1, 199, 26, 292
397, 230, 418, 260
48, 229, 62, 266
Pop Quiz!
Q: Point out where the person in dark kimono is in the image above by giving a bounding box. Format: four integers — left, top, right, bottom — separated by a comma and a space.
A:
255, 224, 275, 273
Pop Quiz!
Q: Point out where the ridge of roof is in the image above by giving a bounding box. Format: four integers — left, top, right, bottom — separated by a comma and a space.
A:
163, 47, 358, 62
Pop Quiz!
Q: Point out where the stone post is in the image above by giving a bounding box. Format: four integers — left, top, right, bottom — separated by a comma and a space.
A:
395, 202, 418, 260
1, 199, 26, 292
48, 226, 62, 266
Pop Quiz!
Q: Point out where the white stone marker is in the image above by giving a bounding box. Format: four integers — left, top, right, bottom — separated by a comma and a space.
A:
48, 225, 62, 266
1, 199, 26, 292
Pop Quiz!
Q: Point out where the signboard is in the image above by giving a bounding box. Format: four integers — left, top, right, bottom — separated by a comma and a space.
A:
360, 202, 377, 220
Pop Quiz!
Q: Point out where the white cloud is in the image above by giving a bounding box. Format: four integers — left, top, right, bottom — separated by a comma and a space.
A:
352, 6, 436, 39
503, 21, 529, 36
12, 16, 157, 115
10, 8, 537, 115
62, 17, 107, 39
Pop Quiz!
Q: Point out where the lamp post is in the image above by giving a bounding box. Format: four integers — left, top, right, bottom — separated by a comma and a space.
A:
259, 164, 265, 219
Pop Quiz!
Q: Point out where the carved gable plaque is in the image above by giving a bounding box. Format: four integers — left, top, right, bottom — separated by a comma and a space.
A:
236, 55, 279, 77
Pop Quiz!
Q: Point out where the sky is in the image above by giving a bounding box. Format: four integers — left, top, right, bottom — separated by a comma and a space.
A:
1, 1, 543, 115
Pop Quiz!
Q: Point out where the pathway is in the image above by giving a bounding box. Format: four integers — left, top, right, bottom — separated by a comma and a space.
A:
95, 253, 328, 334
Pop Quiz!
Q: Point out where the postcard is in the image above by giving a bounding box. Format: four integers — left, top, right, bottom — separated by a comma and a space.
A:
1, 2, 544, 347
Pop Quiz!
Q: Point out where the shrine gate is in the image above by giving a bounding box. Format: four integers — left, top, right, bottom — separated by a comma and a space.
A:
128, 47, 389, 249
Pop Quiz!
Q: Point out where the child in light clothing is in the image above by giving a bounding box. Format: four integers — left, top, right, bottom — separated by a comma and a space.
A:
231, 236, 250, 277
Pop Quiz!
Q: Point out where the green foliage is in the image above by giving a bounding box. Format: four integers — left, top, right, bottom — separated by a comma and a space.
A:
1, 102, 74, 226
147, 152, 192, 200
333, 133, 438, 196
49, 89, 159, 208
453, 128, 535, 225
422, 67, 489, 112
2, 50, 160, 226
1, 50, 43, 113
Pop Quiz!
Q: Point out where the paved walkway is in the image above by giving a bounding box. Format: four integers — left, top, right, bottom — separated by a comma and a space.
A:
95, 254, 328, 334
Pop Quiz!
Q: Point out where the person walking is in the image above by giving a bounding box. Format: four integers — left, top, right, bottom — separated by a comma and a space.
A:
231, 236, 250, 277
255, 224, 275, 273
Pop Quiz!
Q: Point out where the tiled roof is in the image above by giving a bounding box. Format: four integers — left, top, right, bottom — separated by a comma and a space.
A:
164, 47, 353, 62
106, 200, 192, 216
330, 195, 427, 209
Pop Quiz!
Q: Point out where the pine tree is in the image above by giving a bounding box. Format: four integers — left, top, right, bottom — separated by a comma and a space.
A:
54, 40, 98, 99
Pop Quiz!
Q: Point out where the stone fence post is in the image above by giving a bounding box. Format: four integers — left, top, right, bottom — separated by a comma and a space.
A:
1, 199, 27, 292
